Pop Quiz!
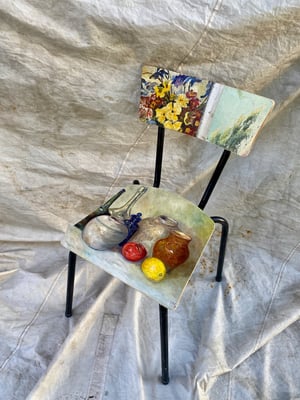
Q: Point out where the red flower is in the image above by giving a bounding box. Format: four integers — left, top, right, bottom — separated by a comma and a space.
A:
189, 98, 200, 110
184, 126, 196, 136
140, 96, 151, 107
139, 105, 153, 120
186, 90, 198, 99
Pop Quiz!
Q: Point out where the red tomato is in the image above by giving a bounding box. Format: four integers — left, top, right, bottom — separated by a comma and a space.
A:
122, 242, 147, 262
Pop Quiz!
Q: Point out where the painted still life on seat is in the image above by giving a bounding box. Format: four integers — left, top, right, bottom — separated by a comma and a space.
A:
139, 65, 275, 156
62, 185, 215, 309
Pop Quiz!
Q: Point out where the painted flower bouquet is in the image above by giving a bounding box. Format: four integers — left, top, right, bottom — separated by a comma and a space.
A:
139, 66, 213, 136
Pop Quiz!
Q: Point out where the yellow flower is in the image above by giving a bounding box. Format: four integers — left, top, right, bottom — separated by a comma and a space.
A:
154, 81, 171, 98
155, 105, 168, 124
184, 111, 192, 125
176, 94, 189, 108
165, 120, 182, 131
165, 102, 182, 122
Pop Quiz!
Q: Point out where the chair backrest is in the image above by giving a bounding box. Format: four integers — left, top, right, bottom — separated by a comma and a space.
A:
139, 65, 275, 157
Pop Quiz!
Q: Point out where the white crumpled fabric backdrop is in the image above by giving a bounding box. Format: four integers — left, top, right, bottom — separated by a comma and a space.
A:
0, 1, 300, 399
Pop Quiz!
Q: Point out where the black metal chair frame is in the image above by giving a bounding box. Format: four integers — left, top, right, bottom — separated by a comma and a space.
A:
65, 126, 230, 385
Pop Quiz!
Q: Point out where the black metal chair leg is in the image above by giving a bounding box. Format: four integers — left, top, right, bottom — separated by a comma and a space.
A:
211, 217, 229, 282
159, 304, 169, 384
65, 251, 77, 317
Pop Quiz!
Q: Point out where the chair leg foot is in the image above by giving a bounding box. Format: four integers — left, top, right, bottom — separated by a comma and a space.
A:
159, 304, 169, 384
65, 251, 77, 318
211, 216, 229, 282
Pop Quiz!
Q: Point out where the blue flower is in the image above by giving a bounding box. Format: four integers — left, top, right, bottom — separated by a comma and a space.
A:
150, 68, 169, 81
141, 78, 156, 96
172, 75, 202, 88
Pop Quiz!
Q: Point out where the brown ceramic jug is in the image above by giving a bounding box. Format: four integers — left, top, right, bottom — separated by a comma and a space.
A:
152, 230, 192, 271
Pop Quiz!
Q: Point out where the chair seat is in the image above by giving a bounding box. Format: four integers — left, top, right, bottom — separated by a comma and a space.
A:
61, 185, 214, 310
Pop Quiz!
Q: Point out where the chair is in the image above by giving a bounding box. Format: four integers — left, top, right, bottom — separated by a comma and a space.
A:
62, 65, 274, 384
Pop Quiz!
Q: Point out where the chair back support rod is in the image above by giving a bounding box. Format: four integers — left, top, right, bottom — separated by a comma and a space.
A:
198, 150, 231, 210
153, 126, 165, 188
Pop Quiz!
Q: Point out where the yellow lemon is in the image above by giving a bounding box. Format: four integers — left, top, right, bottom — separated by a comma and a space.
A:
141, 257, 166, 282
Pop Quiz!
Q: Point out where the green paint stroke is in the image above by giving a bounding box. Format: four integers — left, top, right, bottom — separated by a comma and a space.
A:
207, 86, 274, 155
